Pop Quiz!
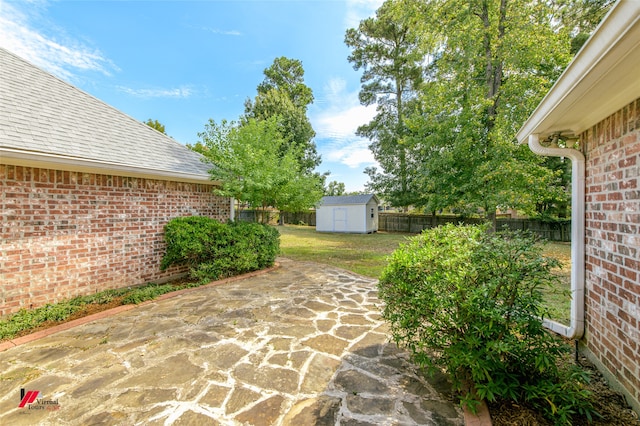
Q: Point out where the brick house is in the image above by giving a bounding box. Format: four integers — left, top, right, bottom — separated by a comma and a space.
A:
0, 47, 232, 317
517, 2, 640, 412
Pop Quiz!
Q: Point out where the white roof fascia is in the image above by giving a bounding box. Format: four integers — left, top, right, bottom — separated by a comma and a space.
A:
1, 147, 219, 185
516, 1, 640, 143
319, 195, 378, 206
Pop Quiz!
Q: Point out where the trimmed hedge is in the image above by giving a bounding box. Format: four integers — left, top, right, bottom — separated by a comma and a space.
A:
161, 217, 280, 282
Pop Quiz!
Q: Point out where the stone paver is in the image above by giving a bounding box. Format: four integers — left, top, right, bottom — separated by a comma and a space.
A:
0, 259, 464, 425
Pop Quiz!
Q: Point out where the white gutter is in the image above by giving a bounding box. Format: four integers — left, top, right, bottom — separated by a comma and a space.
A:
229, 198, 236, 221
528, 134, 585, 339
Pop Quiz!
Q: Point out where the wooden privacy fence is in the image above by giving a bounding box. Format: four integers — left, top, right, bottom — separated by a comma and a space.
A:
377, 213, 571, 242
237, 209, 279, 225
237, 210, 314, 226
239, 210, 571, 242
281, 211, 316, 226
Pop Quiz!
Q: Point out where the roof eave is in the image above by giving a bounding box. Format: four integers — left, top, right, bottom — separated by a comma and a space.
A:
318, 194, 378, 206
516, 1, 640, 143
1, 147, 220, 185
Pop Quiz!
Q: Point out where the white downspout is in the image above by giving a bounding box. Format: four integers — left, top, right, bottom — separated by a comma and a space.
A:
229, 198, 236, 221
528, 134, 585, 339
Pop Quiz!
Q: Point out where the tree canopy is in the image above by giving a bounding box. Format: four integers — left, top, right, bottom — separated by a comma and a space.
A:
144, 119, 166, 134
190, 57, 327, 223
326, 181, 346, 196
347, 0, 611, 220
190, 117, 324, 222
345, 1, 424, 210
243, 56, 320, 173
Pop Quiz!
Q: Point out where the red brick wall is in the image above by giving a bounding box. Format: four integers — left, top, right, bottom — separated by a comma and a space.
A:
0, 165, 230, 316
582, 98, 640, 407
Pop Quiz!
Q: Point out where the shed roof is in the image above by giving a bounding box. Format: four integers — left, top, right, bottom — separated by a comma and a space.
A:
319, 194, 378, 206
0, 47, 212, 183
516, 1, 640, 143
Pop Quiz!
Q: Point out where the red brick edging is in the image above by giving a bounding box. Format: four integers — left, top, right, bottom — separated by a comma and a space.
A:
464, 400, 492, 426
0, 264, 280, 353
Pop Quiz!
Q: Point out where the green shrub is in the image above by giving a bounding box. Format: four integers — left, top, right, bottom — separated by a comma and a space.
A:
121, 284, 176, 305
1, 219, 278, 341
71, 288, 131, 306
161, 217, 279, 282
0, 284, 189, 340
378, 223, 595, 424
0, 303, 83, 340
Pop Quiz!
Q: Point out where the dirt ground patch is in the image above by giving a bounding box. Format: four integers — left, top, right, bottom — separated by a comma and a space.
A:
489, 354, 640, 426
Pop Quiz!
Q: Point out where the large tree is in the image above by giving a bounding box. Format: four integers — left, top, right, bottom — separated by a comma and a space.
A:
144, 118, 166, 134
244, 57, 320, 173
557, 0, 615, 54
325, 180, 346, 196
345, 1, 425, 210
358, 0, 579, 221
191, 117, 324, 223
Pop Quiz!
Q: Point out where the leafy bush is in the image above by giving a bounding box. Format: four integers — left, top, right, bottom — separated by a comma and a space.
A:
378, 223, 595, 424
0, 304, 82, 340
121, 284, 176, 305
0, 283, 191, 340
72, 288, 131, 306
161, 217, 279, 282
0, 219, 279, 341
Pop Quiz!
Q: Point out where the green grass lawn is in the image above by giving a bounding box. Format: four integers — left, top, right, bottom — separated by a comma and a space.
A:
277, 224, 412, 278
541, 241, 572, 324
1, 224, 571, 341
276, 224, 572, 324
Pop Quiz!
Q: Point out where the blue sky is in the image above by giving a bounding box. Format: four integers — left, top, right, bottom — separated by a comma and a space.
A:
0, 0, 382, 192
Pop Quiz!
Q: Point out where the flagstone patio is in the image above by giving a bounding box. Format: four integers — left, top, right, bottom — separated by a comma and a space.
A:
0, 259, 466, 425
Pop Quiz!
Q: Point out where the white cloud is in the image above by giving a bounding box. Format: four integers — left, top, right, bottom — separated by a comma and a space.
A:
200, 26, 242, 36
312, 77, 377, 169
309, 0, 382, 176
344, 0, 383, 29
117, 86, 194, 99
0, 0, 115, 81
324, 138, 374, 169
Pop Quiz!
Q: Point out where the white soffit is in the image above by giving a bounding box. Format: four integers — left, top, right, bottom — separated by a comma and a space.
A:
517, 1, 640, 143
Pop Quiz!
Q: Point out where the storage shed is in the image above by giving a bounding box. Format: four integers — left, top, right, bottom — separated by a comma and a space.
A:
316, 195, 379, 233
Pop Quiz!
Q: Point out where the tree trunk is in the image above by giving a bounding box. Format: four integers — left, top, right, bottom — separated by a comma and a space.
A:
396, 78, 408, 209
487, 209, 497, 232
480, 0, 507, 132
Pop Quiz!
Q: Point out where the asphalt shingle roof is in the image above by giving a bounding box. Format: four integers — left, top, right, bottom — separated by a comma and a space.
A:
319, 194, 378, 206
0, 47, 211, 179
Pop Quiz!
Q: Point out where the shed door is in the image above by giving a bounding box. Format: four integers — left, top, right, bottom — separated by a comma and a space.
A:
333, 208, 347, 232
